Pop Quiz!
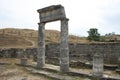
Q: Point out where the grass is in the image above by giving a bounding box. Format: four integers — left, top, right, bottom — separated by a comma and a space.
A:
0, 28, 120, 48
0, 58, 89, 80
1, 28, 119, 48
0, 28, 88, 48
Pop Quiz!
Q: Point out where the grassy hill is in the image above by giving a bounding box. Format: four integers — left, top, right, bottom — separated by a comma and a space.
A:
0, 28, 88, 48
0, 34, 32, 48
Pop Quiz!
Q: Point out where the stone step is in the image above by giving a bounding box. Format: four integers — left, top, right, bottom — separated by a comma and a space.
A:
42, 64, 92, 77
42, 64, 120, 80
16, 63, 120, 80
26, 67, 90, 80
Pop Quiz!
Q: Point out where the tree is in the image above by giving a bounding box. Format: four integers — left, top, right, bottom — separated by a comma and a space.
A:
87, 28, 100, 41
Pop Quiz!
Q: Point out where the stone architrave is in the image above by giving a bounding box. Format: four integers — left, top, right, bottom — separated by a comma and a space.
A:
37, 5, 69, 72
92, 54, 103, 77
38, 5, 66, 23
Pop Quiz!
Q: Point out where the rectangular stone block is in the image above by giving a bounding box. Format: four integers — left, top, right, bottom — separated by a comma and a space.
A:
37, 5, 66, 23
21, 58, 27, 66
92, 54, 103, 77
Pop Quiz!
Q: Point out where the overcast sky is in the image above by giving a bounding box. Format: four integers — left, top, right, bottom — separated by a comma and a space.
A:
0, 0, 120, 36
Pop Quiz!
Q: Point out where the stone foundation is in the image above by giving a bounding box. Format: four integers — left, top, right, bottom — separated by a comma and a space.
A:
0, 43, 120, 65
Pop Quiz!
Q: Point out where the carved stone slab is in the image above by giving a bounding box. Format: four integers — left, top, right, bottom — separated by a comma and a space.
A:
37, 5, 66, 23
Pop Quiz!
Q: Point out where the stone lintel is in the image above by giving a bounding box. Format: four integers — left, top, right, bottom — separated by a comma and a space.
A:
37, 5, 66, 23
37, 5, 64, 13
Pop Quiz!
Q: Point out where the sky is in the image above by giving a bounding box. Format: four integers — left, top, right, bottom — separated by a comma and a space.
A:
0, 0, 120, 36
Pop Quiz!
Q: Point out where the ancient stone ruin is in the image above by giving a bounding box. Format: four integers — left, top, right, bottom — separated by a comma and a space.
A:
37, 5, 69, 72
0, 5, 120, 80
92, 54, 103, 77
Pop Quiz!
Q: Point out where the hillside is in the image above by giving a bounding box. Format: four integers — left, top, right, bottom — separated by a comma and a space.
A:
0, 28, 88, 48
0, 34, 33, 48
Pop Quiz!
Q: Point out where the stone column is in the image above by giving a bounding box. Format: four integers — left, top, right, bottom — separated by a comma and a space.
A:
37, 22, 45, 68
60, 18, 69, 72
92, 54, 103, 77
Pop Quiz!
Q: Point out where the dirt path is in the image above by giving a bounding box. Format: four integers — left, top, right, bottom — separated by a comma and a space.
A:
0, 65, 50, 80
24, 38, 36, 48
0, 58, 51, 80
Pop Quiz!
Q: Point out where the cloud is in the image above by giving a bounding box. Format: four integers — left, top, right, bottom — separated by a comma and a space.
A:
0, 0, 120, 36
97, 0, 120, 35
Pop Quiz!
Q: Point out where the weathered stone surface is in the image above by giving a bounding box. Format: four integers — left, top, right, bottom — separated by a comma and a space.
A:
37, 5, 66, 23
92, 54, 103, 77
46, 43, 120, 64
16, 49, 24, 58
21, 58, 27, 66
37, 23, 45, 68
60, 19, 69, 48
60, 48, 69, 57
33, 48, 37, 61
37, 5, 69, 72
0, 43, 120, 65
60, 19, 69, 72
116, 57, 120, 72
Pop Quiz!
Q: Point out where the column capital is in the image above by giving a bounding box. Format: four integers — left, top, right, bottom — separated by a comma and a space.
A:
37, 21, 45, 68
38, 22, 45, 26
38, 23, 40, 25
61, 18, 69, 21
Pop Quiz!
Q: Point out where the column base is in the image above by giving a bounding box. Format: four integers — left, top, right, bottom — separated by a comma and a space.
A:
37, 58, 45, 68
60, 63, 69, 72
92, 72, 103, 78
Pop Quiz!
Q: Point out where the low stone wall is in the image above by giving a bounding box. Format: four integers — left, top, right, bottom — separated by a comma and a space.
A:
0, 43, 120, 65
0, 48, 37, 58
46, 43, 120, 64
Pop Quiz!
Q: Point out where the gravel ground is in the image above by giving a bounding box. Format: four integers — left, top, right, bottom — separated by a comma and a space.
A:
0, 64, 50, 80
0, 58, 52, 80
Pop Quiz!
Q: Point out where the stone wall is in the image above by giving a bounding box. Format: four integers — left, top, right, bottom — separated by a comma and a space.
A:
0, 48, 37, 58
46, 43, 120, 64
0, 43, 120, 64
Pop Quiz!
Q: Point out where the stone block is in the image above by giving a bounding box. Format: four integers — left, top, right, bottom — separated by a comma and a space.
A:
37, 5, 66, 23
21, 58, 27, 66
92, 54, 103, 77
